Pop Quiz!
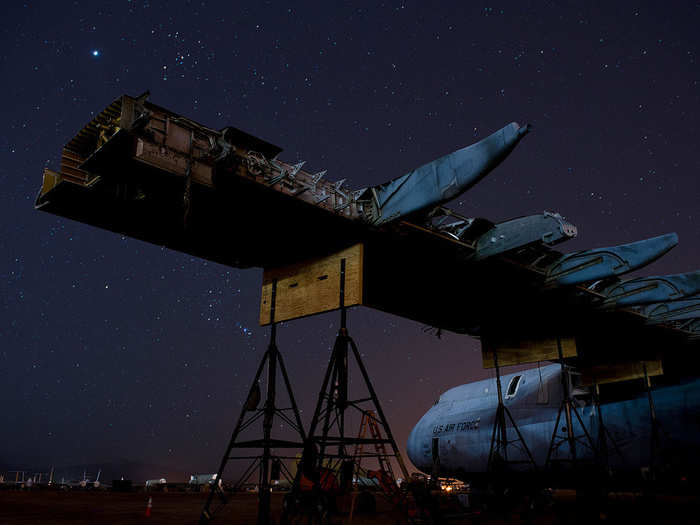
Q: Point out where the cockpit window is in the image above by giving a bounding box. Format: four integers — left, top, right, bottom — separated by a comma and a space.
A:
505, 375, 522, 398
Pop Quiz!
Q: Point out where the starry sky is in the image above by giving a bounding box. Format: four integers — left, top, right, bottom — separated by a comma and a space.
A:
2, 1, 700, 480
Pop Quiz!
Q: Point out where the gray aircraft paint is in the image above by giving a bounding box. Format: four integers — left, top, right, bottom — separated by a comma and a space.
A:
638, 298, 700, 323
407, 365, 700, 478
364, 122, 530, 225
470, 212, 577, 261
547, 233, 679, 286
599, 270, 700, 307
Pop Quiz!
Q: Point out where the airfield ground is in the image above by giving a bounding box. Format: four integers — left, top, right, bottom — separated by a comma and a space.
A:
1, 489, 699, 524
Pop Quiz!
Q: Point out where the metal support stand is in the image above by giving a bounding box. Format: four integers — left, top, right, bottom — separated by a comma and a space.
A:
593, 384, 608, 471
290, 258, 409, 518
200, 279, 306, 525
487, 351, 537, 473
643, 363, 661, 482
545, 338, 597, 471
592, 383, 624, 474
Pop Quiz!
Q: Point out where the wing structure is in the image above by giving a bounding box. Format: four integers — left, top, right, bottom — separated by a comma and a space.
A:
36, 93, 700, 378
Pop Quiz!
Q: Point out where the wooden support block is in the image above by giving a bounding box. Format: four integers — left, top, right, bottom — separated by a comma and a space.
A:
481, 336, 577, 368
580, 360, 663, 386
259, 243, 363, 325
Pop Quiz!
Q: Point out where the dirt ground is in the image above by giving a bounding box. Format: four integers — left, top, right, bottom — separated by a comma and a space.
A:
2, 489, 700, 524
1, 491, 259, 524
0, 491, 395, 525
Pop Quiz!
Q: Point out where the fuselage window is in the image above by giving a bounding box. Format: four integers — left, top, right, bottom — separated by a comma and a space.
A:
505, 375, 522, 399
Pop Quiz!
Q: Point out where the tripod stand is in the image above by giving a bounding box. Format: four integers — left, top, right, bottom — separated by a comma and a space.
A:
544, 338, 596, 471
487, 350, 537, 473
285, 258, 409, 522
200, 279, 306, 525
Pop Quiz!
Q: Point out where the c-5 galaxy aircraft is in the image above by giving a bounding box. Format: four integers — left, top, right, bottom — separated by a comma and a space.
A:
407, 363, 700, 484
36, 93, 700, 497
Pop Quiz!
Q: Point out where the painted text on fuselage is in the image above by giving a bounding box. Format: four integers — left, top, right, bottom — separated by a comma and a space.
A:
432, 417, 481, 434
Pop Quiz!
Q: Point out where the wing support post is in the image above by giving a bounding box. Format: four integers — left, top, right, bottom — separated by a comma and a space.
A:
486, 350, 537, 477
284, 257, 411, 521
544, 338, 598, 479
200, 279, 306, 525
255, 244, 410, 522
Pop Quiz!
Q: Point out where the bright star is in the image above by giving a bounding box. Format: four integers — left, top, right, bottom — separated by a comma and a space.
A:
92, 50, 100, 57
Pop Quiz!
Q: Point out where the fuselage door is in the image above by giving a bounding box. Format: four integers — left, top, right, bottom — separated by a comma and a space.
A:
432, 437, 440, 464
431, 437, 440, 478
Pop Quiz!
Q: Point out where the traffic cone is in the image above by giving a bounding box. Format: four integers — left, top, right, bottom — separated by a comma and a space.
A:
145, 496, 152, 517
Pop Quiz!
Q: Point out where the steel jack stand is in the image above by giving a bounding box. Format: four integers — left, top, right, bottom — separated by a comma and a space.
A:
591, 382, 624, 475
545, 338, 597, 471
200, 279, 306, 525
643, 363, 662, 483
487, 350, 537, 473
287, 258, 409, 522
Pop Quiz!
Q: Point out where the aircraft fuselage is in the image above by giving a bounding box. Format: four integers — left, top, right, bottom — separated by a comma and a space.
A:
407, 364, 700, 481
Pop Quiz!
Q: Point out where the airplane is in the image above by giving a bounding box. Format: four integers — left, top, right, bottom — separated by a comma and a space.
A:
59, 468, 102, 490
407, 362, 700, 486
34, 93, 700, 503
89, 468, 102, 489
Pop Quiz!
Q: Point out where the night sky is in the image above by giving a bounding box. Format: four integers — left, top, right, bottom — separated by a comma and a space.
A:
2, 1, 700, 480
